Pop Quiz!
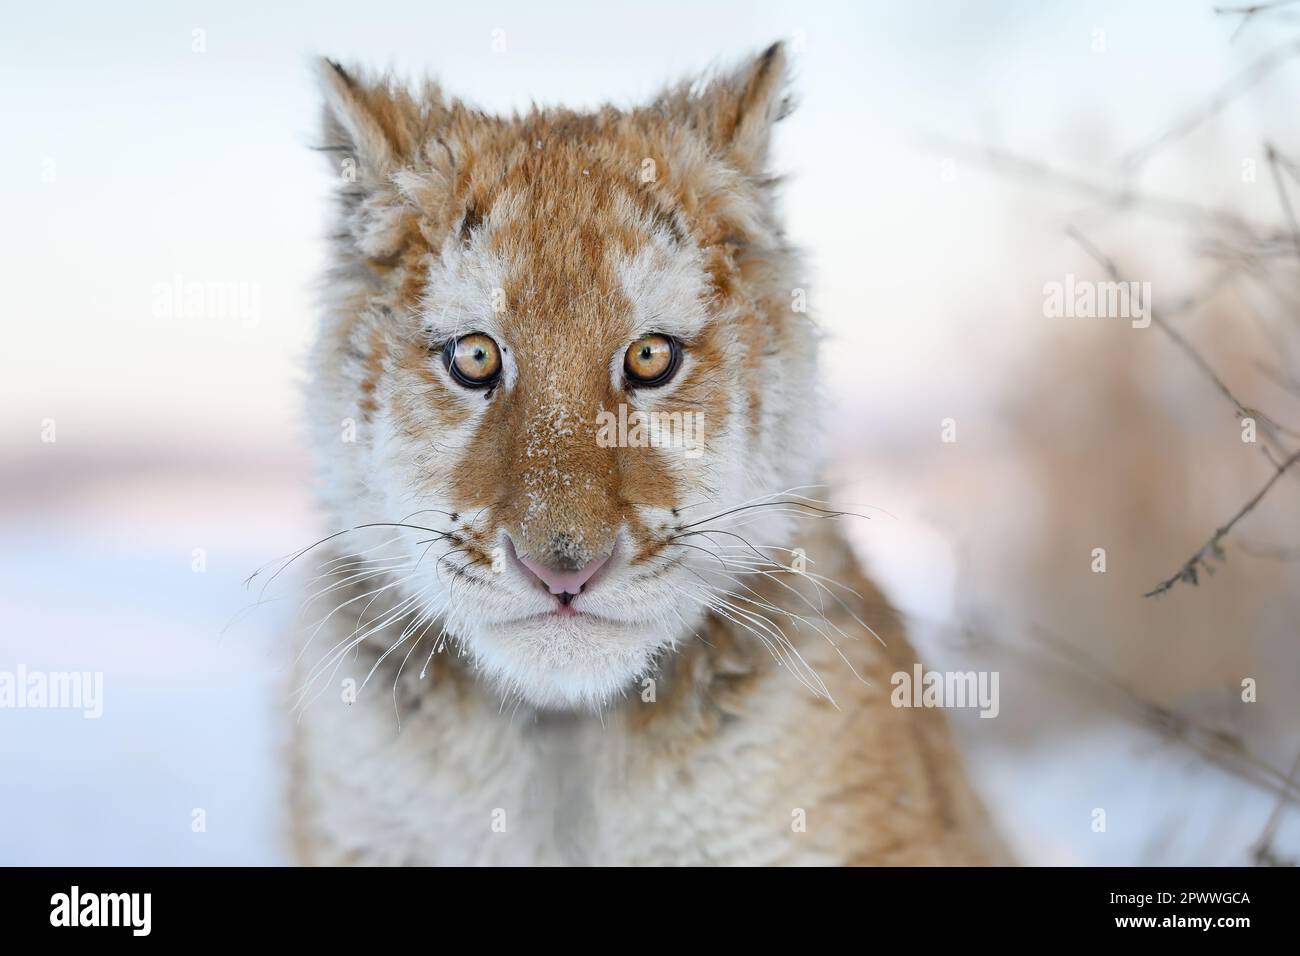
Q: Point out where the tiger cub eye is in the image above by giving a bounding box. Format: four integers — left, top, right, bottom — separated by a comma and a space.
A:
623, 334, 681, 388
444, 333, 502, 388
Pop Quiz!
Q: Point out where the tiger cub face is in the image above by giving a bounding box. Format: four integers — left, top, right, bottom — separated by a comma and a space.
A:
309, 43, 820, 708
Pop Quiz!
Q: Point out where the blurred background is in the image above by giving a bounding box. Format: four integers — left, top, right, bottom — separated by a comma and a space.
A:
2, 0, 1298, 865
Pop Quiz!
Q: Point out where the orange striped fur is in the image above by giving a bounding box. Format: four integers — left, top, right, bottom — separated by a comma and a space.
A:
292, 46, 1007, 865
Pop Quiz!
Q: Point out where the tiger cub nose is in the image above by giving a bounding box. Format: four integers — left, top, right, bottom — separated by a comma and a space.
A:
517, 551, 609, 600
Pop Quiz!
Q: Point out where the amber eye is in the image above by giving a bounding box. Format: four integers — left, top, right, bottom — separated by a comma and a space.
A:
623, 333, 681, 388
443, 333, 502, 388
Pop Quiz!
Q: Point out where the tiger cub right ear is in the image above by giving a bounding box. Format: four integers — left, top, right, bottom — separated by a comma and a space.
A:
315, 58, 429, 179
315, 58, 457, 261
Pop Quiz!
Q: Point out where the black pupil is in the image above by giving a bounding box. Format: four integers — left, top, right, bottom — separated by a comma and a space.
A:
472, 347, 485, 362
640, 346, 652, 360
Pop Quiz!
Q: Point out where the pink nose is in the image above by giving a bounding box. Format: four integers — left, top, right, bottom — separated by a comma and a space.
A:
517, 553, 609, 597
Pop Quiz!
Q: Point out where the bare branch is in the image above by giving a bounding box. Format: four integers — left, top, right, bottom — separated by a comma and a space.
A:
1121, 37, 1300, 171
1215, 1, 1300, 44
1018, 622, 1300, 809
916, 608, 1300, 813
1265, 141, 1300, 267
921, 135, 1270, 237
1253, 746, 1300, 865
1065, 226, 1300, 443
1143, 445, 1300, 596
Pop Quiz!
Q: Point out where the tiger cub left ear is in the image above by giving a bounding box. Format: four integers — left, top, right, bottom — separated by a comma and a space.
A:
671, 41, 795, 178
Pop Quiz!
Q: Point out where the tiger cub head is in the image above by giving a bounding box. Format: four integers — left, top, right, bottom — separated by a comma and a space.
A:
309, 43, 820, 709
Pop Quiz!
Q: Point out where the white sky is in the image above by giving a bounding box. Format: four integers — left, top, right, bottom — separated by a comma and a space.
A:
0, 0, 1290, 454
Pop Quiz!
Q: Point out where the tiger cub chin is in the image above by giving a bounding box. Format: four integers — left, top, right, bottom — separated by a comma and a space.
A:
289, 44, 1008, 866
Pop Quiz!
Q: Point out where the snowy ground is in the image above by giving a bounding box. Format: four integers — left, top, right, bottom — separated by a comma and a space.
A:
2, 469, 1294, 866
1, 522, 293, 865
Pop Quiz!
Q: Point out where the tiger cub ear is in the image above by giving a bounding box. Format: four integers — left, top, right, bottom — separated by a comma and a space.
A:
662, 41, 795, 178
315, 59, 449, 261
315, 58, 429, 176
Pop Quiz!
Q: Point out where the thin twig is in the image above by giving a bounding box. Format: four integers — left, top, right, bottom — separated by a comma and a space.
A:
1265, 141, 1300, 266
915, 608, 1300, 813
1215, 1, 1300, 43
1061, 227, 1300, 595
1143, 445, 1300, 596
1253, 746, 1300, 865
1066, 226, 1300, 442
921, 135, 1269, 237
1121, 37, 1300, 171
